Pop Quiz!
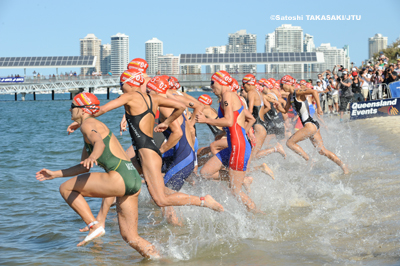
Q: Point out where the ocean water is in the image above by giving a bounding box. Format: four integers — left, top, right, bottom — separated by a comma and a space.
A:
1, 92, 400, 265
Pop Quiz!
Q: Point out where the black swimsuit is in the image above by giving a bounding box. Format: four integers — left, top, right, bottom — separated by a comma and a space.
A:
125, 91, 162, 158
248, 90, 266, 128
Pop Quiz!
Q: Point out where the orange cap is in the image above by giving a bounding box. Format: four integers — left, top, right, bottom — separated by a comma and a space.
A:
127, 58, 148, 73
198, 94, 213, 105
274, 80, 281, 90
242, 74, 256, 85
230, 78, 239, 91
146, 76, 169, 94
280, 75, 296, 86
211, 70, 233, 86
256, 83, 264, 92
120, 69, 144, 87
73, 92, 100, 115
169, 76, 181, 90
258, 78, 267, 86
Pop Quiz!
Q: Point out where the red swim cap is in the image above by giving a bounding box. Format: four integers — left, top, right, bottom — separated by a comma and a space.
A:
146, 76, 169, 94
169, 76, 181, 90
120, 69, 144, 87
306, 83, 313, 89
127, 58, 148, 73
274, 80, 281, 90
258, 78, 267, 86
230, 78, 239, 91
256, 83, 264, 92
198, 94, 213, 105
269, 78, 276, 84
262, 79, 273, 89
281, 75, 296, 86
295, 83, 300, 89
242, 74, 256, 85
159, 75, 174, 89
211, 70, 233, 86
299, 80, 307, 86
73, 92, 100, 115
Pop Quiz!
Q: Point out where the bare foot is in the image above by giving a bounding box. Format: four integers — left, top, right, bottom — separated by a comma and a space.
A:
261, 163, 275, 180
342, 164, 349, 175
77, 225, 105, 246
79, 221, 105, 232
275, 143, 286, 159
243, 176, 253, 192
203, 195, 224, 212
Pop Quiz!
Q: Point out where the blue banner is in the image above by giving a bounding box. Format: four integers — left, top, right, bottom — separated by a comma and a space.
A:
350, 98, 400, 120
0, 77, 24, 83
389, 81, 400, 98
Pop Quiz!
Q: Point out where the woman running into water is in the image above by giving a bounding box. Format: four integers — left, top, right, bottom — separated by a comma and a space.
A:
280, 76, 349, 174
197, 71, 258, 211
36, 93, 159, 258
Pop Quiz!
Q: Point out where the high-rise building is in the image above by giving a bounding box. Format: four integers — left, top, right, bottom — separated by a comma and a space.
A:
158, 54, 179, 75
205, 45, 227, 74
265, 32, 275, 73
315, 43, 348, 73
369, 34, 388, 59
110, 33, 129, 76
100, 44, 111, 75
145, 38, 163, 75
273, 24, 303, 76
303, 34, 316, 74
227, 30, 257, 74
80, 33, 101, 75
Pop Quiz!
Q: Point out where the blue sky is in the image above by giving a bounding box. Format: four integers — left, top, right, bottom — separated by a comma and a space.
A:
0, 0, 399, 76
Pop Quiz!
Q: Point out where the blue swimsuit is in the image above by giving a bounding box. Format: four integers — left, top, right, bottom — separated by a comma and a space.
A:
162, 115, 195, 191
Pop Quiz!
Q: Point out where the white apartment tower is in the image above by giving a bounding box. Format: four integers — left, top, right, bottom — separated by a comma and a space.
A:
264, 32, 275, 72
368, 34, 387, 59
227, 30, 257, 74
205, 45, 227, 74
100, 44, 111, 75
80, 34, 101, 75
145, 38, 163, 75
158, 54, 179, 75
111, 33, 129, 76
315, 43, 348, 73
273, 24, 303, 75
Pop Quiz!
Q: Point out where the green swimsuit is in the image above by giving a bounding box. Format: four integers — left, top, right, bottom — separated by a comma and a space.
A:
84, 129, 141, 196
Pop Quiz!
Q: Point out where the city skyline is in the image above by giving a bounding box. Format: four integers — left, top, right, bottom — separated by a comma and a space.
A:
0, 0, 398, 76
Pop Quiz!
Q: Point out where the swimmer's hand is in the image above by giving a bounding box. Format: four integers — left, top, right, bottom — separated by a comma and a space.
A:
36, 168, 59, 181
120, 116, 127, 135
67, 122, 80, 135
195, 111, 208, 124
154, 122, 168, 133
80, 156, 98, 169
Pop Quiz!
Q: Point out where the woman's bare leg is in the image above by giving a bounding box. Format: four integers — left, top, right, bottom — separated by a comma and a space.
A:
286, 123, 318, 161
310, 131, 349, 174
210, 138, 228, 155
59, 172, 126, 246
117, 192, 160, 258
79, 197, 115, 232
200, 155, 224, 180
140, 149, 223, 212
229, 169, 256, 212
250, 124, 267, 161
